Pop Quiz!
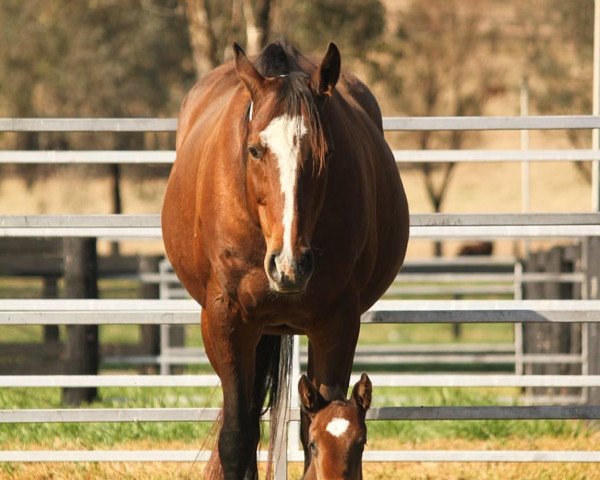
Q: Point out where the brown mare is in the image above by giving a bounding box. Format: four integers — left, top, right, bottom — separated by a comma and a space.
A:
162, 40, 409, 479
298, 373, 372, 480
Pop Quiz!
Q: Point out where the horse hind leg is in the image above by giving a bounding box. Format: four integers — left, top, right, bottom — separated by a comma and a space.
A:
245, 335, 282, 480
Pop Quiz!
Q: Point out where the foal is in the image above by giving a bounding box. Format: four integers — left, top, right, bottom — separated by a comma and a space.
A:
298, 374, 372, 480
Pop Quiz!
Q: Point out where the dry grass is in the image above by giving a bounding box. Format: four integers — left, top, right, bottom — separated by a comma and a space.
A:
2, 434, 599, 480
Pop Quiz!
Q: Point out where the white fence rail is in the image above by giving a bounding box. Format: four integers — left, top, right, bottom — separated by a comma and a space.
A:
3, 148, 600, 165
2, 114, 600, 132
1, 450, 598, 464
1, 116, 599, 471
1, 298, 600, 324
3, 213, 600, 238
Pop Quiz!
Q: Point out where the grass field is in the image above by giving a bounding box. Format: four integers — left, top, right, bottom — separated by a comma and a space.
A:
0, 384, 598, 479
0, 276, 595, 478
0, 141, 596, 477
2, 436, 600, 480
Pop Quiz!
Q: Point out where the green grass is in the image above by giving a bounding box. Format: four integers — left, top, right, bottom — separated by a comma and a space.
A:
357, 322, 512, 345
0, 386, 221, 448
0, 276, 590, 450
370, 387, 589, 442
0, 277, 44, 299
0, 385, 591, 449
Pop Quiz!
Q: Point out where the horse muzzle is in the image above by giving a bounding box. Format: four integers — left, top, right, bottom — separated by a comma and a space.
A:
265, 248, 314, 294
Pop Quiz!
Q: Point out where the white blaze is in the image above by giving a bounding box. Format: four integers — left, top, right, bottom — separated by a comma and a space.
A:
259, 114, 307, 266
326, 418, 350, 438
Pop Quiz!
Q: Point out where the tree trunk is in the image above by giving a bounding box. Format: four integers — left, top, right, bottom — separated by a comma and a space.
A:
243, 0, 272, 54
183, 0, 221, 78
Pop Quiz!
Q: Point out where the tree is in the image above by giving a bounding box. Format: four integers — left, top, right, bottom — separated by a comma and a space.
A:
180, 0, 386, 80
0, 0, 194, 213
515, 0, 594, 183
369, 0, 503, 255
182, 0, 273, 79
274, 0, 385, 59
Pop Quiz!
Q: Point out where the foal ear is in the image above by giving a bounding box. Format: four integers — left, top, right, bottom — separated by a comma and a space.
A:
351, 373, 372, 412
298, 375, 326, 416
312, 42, 341, 97
233, 42, 265, 100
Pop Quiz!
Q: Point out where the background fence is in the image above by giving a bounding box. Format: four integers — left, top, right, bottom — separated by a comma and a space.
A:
1, 115, 600, 477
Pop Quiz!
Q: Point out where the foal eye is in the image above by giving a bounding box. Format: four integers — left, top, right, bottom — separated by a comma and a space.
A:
308, 441, 317, 454
248, 146, 261, 159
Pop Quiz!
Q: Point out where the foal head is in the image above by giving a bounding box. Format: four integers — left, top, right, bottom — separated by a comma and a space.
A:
233, 42, 341, 295
298, 373, 372, 480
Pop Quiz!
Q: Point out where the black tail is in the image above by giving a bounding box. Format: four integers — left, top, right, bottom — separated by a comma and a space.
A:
255, 334, 294, 480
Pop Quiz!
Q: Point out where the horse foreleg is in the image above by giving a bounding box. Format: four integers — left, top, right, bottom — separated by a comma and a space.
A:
302, 295, 361, 473
202, 296, 262, 480
308, 294, 361, 397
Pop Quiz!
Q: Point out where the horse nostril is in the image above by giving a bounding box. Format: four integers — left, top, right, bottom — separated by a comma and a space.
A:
298, 249, 314, 276
268, 251, 279, 279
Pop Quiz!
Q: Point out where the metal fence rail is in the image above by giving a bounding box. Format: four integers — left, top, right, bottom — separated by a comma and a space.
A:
2, 298, 600, 324
2, 405, 600, 423
2, 148, 600, 165
1, 115, 599, 469
2, 373, 600, 389
2, 115, 600, 132
1, 449, 598, 463
3, 213, 600, 238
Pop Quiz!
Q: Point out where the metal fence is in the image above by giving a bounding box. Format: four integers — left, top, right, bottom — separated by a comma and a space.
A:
1, 116, 600, 474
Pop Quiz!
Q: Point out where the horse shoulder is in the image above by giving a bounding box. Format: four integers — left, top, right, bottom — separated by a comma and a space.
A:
176, 62, 239, 151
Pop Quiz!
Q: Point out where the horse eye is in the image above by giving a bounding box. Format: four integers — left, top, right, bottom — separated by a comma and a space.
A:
308, 441, 317, 454
248, 145, 261, 159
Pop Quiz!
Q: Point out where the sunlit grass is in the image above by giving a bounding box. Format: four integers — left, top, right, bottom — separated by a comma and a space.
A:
0, 385, 592, 449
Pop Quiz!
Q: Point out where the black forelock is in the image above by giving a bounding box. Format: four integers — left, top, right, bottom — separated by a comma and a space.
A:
252, 41, 329, 171
254, 41, 296, 77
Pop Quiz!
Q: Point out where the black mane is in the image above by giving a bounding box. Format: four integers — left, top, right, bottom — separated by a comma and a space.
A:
255, 41, 296, 77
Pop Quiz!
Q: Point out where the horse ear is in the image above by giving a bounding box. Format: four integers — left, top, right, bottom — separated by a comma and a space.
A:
233, 42, 264, 100
351, 373, 372, 412
298, 375, 326, 416
312, 42, 341, 97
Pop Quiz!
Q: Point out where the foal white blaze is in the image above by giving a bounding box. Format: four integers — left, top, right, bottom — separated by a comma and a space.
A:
325, 417, 350, 438
259, 114, 307, 272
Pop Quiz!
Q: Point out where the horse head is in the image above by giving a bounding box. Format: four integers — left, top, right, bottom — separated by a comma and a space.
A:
298, 373, 372, 480
233, 42, 341, 295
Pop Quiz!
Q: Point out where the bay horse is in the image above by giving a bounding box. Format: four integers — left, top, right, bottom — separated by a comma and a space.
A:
162, 40, 409, 479
298, 373, 372, 480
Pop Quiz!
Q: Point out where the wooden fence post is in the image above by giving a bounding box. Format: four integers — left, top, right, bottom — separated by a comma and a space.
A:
42, 275, 60, 343
62, 237, 99, 406
138, 255, 161, 369
584, 237, 600, 404
523, 245, 581, 399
